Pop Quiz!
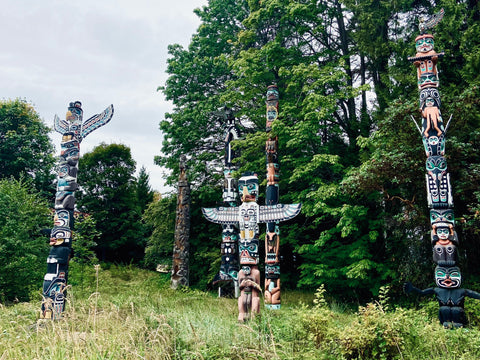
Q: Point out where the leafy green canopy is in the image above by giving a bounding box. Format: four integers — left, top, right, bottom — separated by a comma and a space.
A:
157, 0, 480, 300
0, 99, 55, 196
77, 143, 151, 264
0, 177, 50, 302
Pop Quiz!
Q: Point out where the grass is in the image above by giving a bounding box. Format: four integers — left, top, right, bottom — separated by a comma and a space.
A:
1, 265, 480, 359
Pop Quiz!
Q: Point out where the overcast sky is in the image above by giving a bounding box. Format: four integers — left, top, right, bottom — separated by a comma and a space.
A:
1, 0, 208, 194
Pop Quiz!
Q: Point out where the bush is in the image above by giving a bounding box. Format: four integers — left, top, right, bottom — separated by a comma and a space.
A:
0, 177, 50, 302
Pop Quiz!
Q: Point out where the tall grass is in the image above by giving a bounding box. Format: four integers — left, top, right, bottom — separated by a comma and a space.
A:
1, 265, 480, 359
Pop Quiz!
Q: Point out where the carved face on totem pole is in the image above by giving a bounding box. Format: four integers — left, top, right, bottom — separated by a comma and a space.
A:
415, 34, 435, 54
239, 239, 259, 265
265, 231, 280, 264
425, 155, 452, 208
266, 86, 279, 131
65, 101, 83, 139
418, 72, 439, 90
433, 243, 457, 266
265, 264, 281, 279
60, 140, 80, 166
53, 210, 74, 228
435, 266, 461, 288
239, 173, 259, 203
50, 227, 72, 246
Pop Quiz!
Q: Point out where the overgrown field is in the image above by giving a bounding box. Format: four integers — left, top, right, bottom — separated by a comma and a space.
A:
1, 265, 480, 359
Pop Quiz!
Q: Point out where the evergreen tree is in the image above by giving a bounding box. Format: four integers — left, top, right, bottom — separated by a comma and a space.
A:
77, 143, 147, 263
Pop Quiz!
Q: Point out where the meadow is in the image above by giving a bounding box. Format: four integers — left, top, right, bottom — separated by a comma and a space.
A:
1, 265, 480, 359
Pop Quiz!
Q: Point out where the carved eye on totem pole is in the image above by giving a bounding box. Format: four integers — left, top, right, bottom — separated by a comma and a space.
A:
435, 266, 461, 288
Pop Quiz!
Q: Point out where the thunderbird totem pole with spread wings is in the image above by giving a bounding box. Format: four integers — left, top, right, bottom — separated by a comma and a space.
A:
203, 87, 301, 321
40, 101, 113, 320
404, 9, 480, 328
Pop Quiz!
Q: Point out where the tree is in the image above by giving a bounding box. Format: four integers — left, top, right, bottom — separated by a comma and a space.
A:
143, 194, 176, 271
0, 99, 55, 196
0, 177, 50, 302
135, 166, 154, 214
158, 0, 480, 300
77, 143, 146, 263
156, 0, 250, 188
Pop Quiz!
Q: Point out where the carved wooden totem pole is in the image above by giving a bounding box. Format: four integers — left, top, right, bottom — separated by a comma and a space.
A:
264, 85, 281, 309
203, 172, 301, 321
213, 107, 241, 297
41, 101, 113, 320
171, 155, 191, 289
404, 9, 480, 328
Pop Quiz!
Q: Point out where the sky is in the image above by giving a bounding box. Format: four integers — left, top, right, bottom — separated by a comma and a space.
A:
1, 0, 208, 194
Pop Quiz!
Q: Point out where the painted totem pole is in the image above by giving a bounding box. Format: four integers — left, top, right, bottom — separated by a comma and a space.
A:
212, 107, 241, 296
171, 155, 191, 289
41, 101, 113, 320
264, 85, 281, 309
404, 9, 480, 328
202, 173, 301, 321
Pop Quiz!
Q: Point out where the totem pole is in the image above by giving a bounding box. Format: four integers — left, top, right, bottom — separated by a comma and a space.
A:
404, 9, 480, 328
212, 107, 241, 297
41, 101, 113, 320
202, 173, 301, 321
265, 85, 281, 309
171, 155, 191, 289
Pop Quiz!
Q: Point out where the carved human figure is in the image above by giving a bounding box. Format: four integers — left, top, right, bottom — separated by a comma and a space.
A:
405, 267, 480, 328
238, 265, 261, 322
265, 278, 281, 306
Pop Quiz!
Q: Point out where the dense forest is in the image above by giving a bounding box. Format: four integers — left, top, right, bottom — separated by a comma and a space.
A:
0, 0, 479, 305
152, 0, 480, 302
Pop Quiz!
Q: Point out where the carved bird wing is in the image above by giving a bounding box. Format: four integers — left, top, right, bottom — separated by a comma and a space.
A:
420, 8, 444, 33
258, 203, 301, 223
54, 114, 69, 135
81, 104, 114, 139
202, 206, 240, 225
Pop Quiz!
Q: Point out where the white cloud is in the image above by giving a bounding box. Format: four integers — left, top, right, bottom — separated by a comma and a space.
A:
1, 0, 207, 193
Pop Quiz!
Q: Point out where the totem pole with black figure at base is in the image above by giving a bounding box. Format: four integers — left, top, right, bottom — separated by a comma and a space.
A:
403, 9, 480, 328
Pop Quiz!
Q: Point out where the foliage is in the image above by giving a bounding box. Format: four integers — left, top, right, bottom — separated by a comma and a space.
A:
157, 0, 480, 299
0, 177, 50, 302
72, 214, 99, 266
135, 166, 155, 214
2, 267, 480, 359
0, 98, 55, 196
77, 143, 151, 264
143, 194, 176, 270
